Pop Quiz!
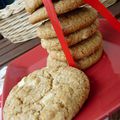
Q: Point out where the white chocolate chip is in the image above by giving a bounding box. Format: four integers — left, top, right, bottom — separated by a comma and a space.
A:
18, 78, 25, 87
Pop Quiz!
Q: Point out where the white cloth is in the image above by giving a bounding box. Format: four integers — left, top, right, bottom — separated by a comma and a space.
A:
0, 0, 25, 19
0, 66, 7, 95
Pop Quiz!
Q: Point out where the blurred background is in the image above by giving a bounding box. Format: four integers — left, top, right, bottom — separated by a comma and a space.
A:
0, 0, 15, 9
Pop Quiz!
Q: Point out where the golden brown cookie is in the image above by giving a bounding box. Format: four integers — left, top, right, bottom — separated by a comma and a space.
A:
29, 0, 85, 23
37, 7, 98, 39
24, 0, 43, 13
3, 67, 90, 120
48, 31, 103, 62
41, 19, 99, 50
47, 47, 103, 70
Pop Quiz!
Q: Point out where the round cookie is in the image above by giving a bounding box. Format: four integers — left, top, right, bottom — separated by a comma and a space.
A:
41, 19, 99, 50
49, 31, 103, 62
3, 67, 90, 120
24, 0, 43, 13
37, 7, 98, 39
47, 47, 103, 70
29, 0, 85, 24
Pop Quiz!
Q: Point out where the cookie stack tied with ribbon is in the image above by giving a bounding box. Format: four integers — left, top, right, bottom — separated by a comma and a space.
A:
25, 0, 103, 70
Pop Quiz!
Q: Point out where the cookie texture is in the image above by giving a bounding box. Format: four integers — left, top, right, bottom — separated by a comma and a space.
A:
3, 67, 90, 120
41, 19, 99, 50
47, 47, 103, 70
24, 0, 43, 13
48, 31, 102, 61
37, 7, 98, 39
29, 0, 85, 23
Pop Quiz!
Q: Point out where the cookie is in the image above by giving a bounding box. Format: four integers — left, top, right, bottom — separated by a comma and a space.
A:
48, 31, 103, 62
47, 47, 103, 70
29, 0, 85, 23
24, 0, 43, 13
3, 67, 90, 120
41, 19, 99, 50
37, 7, 98, 39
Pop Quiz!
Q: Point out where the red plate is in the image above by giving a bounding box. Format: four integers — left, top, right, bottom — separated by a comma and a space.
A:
2, 19, 120, 120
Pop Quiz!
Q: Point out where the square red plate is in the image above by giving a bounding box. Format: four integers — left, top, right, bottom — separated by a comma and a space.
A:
2, 19, 120, 120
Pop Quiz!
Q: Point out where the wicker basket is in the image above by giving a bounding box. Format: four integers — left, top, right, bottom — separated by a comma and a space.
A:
0, 9, 42, 43
101, 0, 117, 7
0, 0, 117, 43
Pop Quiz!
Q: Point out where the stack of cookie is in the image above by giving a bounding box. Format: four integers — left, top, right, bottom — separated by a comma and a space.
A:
25, 0, 103, 70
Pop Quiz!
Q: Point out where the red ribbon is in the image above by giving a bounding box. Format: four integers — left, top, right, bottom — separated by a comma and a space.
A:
84, 0, 120, 33
42, 0, 77, 68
